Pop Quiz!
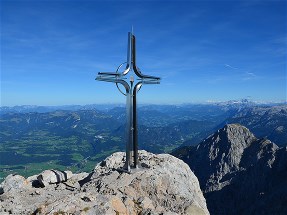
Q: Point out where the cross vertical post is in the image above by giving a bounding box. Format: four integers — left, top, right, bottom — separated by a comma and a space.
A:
96, 31, 160, 173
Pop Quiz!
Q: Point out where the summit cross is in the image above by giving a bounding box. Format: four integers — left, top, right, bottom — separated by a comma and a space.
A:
95, 31, 161, 173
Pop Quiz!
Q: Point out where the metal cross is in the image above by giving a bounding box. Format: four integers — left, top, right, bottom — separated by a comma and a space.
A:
95, 31, 160, 173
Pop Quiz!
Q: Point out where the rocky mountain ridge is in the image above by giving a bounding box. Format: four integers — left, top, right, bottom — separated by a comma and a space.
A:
224, 105, 287, 146
174, 124, 287, 215
0, 151, 209, 215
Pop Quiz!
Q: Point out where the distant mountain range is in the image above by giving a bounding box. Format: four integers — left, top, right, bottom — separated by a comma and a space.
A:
1, 99, 284, 114
0, 104, 125, 115
173, 124, 287, 215
0, 102, 286, 182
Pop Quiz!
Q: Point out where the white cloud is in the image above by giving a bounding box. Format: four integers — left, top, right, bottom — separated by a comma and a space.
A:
224, 64, 238, 70
242, 72, 257, 80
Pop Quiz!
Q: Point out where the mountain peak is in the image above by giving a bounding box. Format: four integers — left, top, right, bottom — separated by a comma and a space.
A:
176, 124, 273, 192
173, 123, 286, 215
220, 123, 256, 145
204, 123, 256, 144
199, 124, 257, 162
221, 123, 254, 137
0, 151, 209, 215
223, 123, 249, 130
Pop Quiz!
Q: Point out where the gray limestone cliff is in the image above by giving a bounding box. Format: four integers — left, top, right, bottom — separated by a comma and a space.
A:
0, 151, 209, 215
174, 124, 287, 215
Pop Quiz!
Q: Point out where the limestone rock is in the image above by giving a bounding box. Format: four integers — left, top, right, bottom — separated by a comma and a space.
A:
37, 169, 73, 187
175, 124, 259, 192
0, 151, 209, 215
0, 174, 27, 194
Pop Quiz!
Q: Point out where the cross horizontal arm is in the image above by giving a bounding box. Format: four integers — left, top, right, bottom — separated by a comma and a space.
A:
95, 77, 130, 92
138, 73, 161, 80
98, 72, 122, 77
141, 80, 160, 84
136, 77, 161, 84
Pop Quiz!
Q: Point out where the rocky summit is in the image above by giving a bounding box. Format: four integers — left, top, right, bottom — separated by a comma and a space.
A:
0, 151, 209, 215
174, 124, 287, 215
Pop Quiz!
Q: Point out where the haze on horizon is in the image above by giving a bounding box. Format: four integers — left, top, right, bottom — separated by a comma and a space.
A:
1, 0, 286, 106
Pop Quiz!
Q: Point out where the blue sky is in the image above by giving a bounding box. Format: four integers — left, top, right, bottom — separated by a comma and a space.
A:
1, 0, 286, 106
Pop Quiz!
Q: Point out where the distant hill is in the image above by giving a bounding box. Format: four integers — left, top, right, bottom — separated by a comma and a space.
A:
173, 124, 287, 215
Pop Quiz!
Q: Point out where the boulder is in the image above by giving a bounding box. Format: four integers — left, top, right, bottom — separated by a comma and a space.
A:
37, 170, 73, 187
0, 174, 27, 194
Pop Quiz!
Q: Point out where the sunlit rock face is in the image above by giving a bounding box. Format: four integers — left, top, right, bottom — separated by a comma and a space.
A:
0, 150, 209, 215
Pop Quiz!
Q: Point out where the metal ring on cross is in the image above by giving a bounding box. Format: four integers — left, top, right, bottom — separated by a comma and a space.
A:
116, 62, 128, 96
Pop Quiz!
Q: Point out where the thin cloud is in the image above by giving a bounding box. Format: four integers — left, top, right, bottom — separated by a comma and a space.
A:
223, 64, 260, 81
242, 72, 257, 81
224, 64, 238, 70
246, 72, 256, 76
